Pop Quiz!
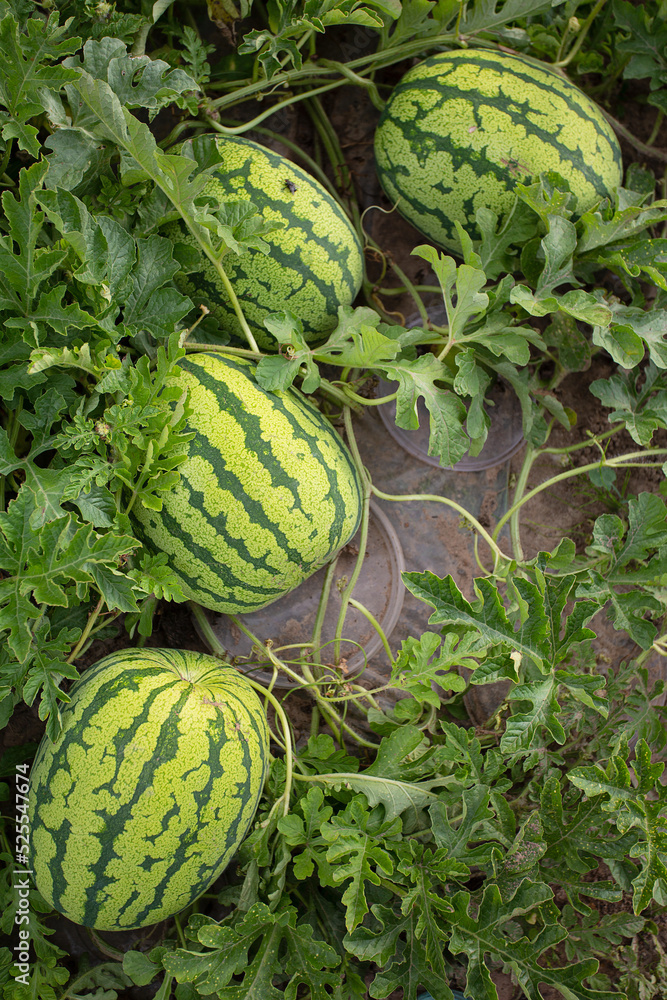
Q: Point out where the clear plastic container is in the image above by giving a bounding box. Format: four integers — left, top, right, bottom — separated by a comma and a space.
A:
377, 374, 524, 471
377, 305, 524, 471
193, 501, 405, 686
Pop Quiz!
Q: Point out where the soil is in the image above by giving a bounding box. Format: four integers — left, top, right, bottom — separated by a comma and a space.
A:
3, 18, 667, 1000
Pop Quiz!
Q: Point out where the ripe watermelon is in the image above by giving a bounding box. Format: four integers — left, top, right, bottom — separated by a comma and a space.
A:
167, 134, 364, 349
374, 48, 623, 253
131, 351, 364, 614
29, 648, 269, 931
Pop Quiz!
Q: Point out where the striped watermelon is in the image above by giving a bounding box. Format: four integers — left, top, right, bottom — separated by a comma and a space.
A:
374, 48, 623, 253
131, 351, 364, 614
167, 135, 364, 349
28, 648, 269, 931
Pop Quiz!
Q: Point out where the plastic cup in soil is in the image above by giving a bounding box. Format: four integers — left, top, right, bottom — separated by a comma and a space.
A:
377, 373, 524, 471
192, 500, 405, 687
378, 306, 524, 470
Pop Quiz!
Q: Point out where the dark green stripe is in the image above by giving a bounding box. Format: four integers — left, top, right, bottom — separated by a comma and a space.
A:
404, 51, 614, 133
82, 685, 197, 925
129, 720, 256, 927
384, 54, 621, 190
220, 197, 361, 299
385, 89, 618, 179
132, 506, 285, 610
35, 672, 182, 905
183, 354, 361, 557
179, 240, 358, 342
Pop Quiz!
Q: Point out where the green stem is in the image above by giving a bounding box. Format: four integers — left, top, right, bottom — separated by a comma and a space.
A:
342, 386, 398, 406
66, 597, 105, 664
508, 442, 536, 563
310, 556, 340, 659
647, 109, 665, 148
0, 138, 14, 179
310, 704, 321, 739
131, 20, 151, 56
600, 109, 667, 164
541, 426, 619, 455
203, 254, 260, 353
553, 0, 609, 68
315, 378, 363, 412
347, 596, 395, 666
365, 231, 430, 325
159, 117, 207, 150
174, 913, 187, 949
371, 484, 510, 572
333, 490, 371, 663
318, 58, 385, 111
333, 408, 376, 662
243, 676, 294, 816
85, 929, 125, 960
184, 340, 261, 359
472, 529, 493, 576
494, 449, 667, 540
188, 602, 230, 660
375, 284, 442, 297
205, 79, 351, 136
207, 35, 458, 108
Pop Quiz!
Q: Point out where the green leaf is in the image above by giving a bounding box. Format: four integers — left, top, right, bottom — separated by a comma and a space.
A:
569, 739, 667, 913
599, 238, 667, 294
0, 11, 80, 157
164, 902, 340, 998
277, 785, 334, 881
458, 0, 567, 34
447, 881, 618, 1000
0, 160, 66, 319
403, 568, 599, 675
472, 201, 538, 281
613, 0, 667, 92
576, 194, 667, 254
302, 765, 451, 829
345, 902, 455, 1000
320, 796, 401, 931
377, 354, 468, 467
431, 785, 506, 867
574, 493, 667, 648
390, 631, 471, 706
121, 234, 192, 339
511, 284, 612, 327
0, 488, 139, 665
540, 774, 635, 880
123, 950, 161, 987
64, 35, 198, 116
590, 363, 667, 445
412, 245, 489, 342
316, 309, 401, 369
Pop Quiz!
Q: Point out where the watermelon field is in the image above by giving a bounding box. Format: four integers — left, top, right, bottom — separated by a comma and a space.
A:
3, 0, 667, 997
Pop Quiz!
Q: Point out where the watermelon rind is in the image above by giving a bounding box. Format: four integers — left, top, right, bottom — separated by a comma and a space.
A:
167, 134, 365, 349
131, 351, 364, 614
374, 48, 623, 254
29, 648, 270, 931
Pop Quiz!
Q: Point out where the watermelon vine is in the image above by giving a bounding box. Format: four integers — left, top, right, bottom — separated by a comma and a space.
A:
1, 1, 667, 999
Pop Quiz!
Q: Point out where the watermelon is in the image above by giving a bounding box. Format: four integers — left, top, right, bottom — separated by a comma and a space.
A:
131, 351, 364, 614
167, 134, 364, 349
374, 48, 623, 253
28, 648, 269, 931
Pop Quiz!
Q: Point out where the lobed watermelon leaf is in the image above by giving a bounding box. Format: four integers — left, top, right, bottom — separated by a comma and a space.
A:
0, 11, 81, 159
570, 738, 667, 913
